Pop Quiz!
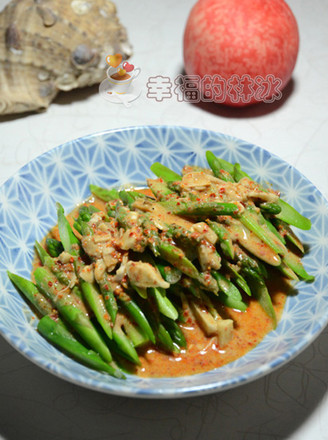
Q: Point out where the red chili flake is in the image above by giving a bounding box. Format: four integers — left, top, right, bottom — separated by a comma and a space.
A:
219, 187, 225, 194
104, 285, 109, 291
48, 281, 53, 287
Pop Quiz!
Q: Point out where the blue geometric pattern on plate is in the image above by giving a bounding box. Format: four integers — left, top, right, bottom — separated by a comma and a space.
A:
0, 125, 327, 398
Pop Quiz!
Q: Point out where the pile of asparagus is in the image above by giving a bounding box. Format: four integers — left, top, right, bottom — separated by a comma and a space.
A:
7, 151, 314, 379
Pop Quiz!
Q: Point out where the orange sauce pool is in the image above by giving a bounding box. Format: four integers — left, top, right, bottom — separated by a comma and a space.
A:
136, 281, 288, 378
39, 194, 290, 379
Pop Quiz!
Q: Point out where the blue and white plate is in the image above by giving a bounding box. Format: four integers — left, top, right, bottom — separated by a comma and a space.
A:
0, 125, 327, 398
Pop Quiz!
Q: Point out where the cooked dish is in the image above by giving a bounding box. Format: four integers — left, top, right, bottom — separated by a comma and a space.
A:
8, 151, 314, 379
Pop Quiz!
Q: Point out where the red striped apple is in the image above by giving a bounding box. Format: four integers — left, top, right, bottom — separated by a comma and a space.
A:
183, 0, 299, 106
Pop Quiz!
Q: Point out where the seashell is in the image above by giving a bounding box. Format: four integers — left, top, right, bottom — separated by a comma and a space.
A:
0, 0, 133, 115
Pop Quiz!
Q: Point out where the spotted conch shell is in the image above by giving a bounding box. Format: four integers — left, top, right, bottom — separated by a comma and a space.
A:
0, 0, 132, 115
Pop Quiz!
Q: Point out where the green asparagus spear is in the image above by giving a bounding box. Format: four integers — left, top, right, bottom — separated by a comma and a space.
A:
155, 239, 219, 292
149, 287, 179, 321
233, 162, 250, 181
97, 277, 118, 323
119, 297, 156, 344
147, 178, 174, 199
261, 216, 286, 245
278, 263, 299, 281
34, 267, 113, 363
222, 261, 252, 296
166, 223, 202, 246
46, 238, 64, 257
74, 205, 101, 232
275, 199, 311, 230
213, 156, 235, 175
283, 250, 314, 282
247, 277, 277, 329
234, 245, 263, 274
43, 255, 73, 286
8, 272, 123, 377
77, 205, 100, 222
206, 151, 235, 182
74, 220, 119, 323
240, 207, 286, 256
161, 315, 187, 348
89, 184, 120, 201
150, 162, 182, 182
79, 280, 113, 340
212, 271, 247, 311
137, 298, 176, 353
121, 317, 149, 348
38, 316, 124, 378
259, 202, 282, 215
125, 190, 149, 199
273, 218, 305, 253
167, 180, 186, 195
36, 241, 71, 285
160, 199, 239, 216
224, 217, 282, 267
119, 190, 136, 208
112, 318, 141, 365
35, 240, 49, 265
35, 241, 75, 287
155, 240, 199, 279
207, 220, 234, 259
56, 203, 80, 255
157, 323, 176, 352
8, 271, 54, 316
205, 153, 311, 231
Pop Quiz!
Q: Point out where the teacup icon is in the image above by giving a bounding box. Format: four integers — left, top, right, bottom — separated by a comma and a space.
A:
106, 66, 141, 94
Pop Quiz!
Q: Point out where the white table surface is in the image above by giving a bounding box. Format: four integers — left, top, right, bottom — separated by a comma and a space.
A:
1, 0, 328, 439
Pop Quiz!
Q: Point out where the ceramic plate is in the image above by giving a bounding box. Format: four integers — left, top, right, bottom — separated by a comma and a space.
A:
0, 125, 327, 398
